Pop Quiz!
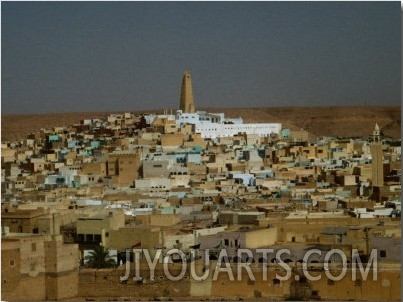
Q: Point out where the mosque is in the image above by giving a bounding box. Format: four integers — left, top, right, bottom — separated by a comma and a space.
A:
176, 70, 282, 139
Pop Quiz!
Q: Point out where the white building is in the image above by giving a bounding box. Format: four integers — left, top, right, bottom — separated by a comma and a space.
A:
195, 123, 282, 139
142, 110, 281, 139
175, 110, 225, 125
174, 110, 281, 139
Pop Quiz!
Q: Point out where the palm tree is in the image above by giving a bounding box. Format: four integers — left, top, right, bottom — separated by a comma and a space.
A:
84, 246, 116, 269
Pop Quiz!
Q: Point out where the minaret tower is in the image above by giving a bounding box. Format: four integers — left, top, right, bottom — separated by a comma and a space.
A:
370, 123, 383, 202
179, 71, 195, 113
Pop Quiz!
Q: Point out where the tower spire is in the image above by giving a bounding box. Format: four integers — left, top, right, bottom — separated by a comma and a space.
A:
179, 70, 195, 113
372, 123, 381, 142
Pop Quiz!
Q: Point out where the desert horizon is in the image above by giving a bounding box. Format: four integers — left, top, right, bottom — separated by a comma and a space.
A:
2, 105, 400, 142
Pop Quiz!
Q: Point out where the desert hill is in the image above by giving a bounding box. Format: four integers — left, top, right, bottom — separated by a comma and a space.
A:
213, 106, 401, 139
1, 106, 400, 142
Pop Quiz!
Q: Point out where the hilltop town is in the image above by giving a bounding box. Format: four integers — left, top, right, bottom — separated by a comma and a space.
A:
1, 72, 401, 301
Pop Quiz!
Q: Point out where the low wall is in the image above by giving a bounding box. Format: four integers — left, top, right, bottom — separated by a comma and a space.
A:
78, 262, 401, 300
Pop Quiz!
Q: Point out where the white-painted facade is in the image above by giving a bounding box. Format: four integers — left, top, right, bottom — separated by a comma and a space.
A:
175, 110, 225, 125
143, 110, 282, 139
195, 123, 282, 138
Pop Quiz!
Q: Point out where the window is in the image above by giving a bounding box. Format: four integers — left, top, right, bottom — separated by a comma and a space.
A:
31, 243, 36, 252
94, 234, 102, 243
105, 232, 109, 238
272, 278, 280, 285
355, 279, 362, 287
10, 259, 15, 267
380, 250, 386, 258
224, 239, 229, 246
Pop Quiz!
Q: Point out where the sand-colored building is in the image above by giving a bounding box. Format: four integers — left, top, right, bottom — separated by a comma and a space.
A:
76, 210, 125, 249
108, 153, 141, 186
1, 234, 79, 301
2, 207, 49, 233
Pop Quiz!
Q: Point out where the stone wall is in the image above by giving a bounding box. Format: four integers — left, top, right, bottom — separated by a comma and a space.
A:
78, 265, 190, 298
77, 262, 401, 300
1, 239, 21, 294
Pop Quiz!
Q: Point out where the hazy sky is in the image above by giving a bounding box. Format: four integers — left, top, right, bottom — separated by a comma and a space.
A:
2, 2, 401, 114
